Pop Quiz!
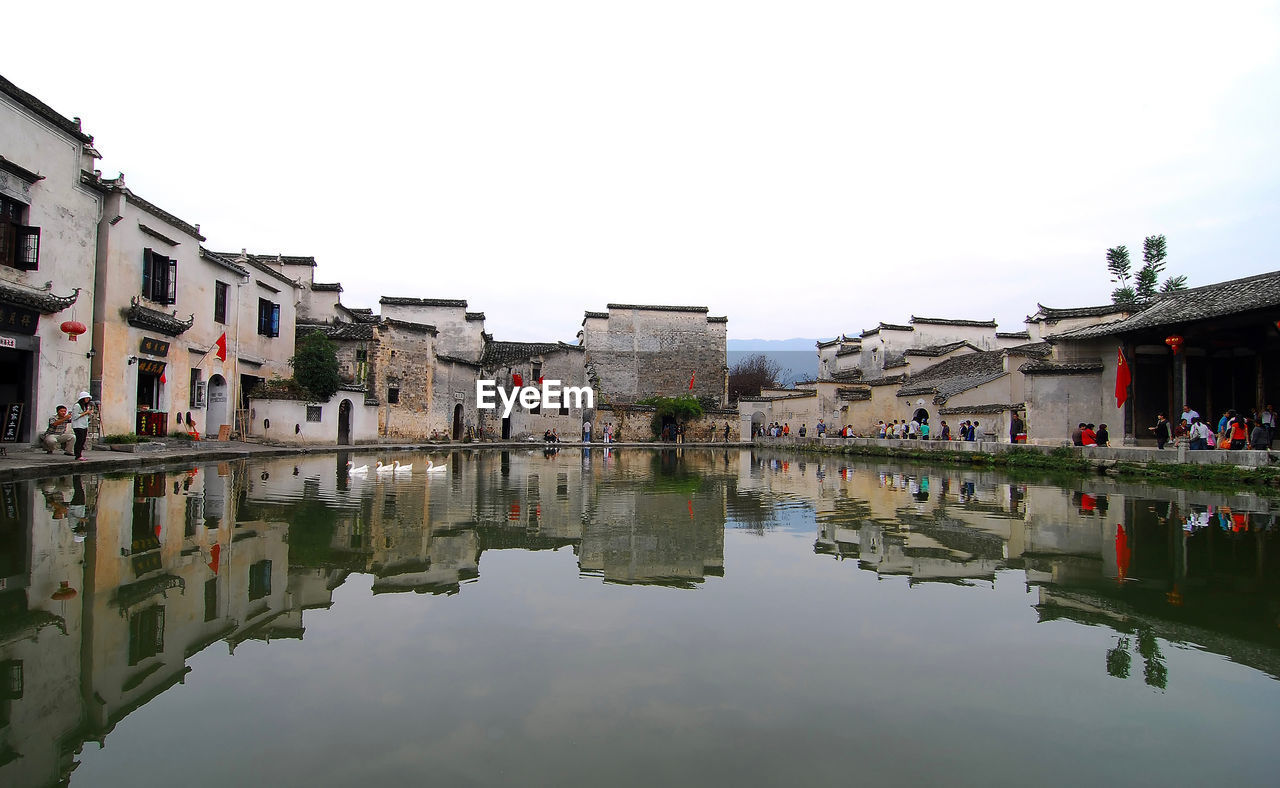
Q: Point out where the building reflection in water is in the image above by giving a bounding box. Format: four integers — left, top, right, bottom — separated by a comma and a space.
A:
0, 447, 1278, 784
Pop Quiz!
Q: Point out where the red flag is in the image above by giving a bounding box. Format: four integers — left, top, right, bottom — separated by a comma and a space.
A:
512, 373, 523, 388
214, 332, 227, 361
688, 371, 695, 390
208, 543, 221, 574
1114, 348, 1131, 408
160, 370, 166, 384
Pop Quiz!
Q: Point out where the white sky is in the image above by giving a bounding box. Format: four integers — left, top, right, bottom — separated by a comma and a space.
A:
7, 1, 1279, 342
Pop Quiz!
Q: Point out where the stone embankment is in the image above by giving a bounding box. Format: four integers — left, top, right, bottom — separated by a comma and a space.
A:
756, 435, 1280, 485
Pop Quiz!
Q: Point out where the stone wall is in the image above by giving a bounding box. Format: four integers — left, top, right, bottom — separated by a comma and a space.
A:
594, 405, 740, 442
370, 321, 437, 439
582, 306, 727, 406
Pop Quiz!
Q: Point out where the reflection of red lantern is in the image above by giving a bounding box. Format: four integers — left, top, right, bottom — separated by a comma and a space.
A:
51, 581, 78, 601
60, 319, 87, 341
1165, 335, 1184, 354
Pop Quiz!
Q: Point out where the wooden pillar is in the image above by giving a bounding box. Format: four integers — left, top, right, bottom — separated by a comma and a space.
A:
1257, 353, 1265, 412
1124, 342, 1136, 444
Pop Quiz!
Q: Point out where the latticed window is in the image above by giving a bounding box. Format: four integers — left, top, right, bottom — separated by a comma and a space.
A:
0, 195, 39, 271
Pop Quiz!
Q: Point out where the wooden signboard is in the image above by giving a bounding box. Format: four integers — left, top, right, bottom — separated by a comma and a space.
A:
0, 403, 23, 442
139, 337, 171, 357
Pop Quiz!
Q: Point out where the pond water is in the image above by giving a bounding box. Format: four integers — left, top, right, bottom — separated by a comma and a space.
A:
3, 447, 1280, 786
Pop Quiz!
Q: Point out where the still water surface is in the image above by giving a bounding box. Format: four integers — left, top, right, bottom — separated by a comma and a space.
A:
4, 448, 1280, 786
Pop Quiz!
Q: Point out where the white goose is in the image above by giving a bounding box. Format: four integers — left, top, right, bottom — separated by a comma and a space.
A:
393, 460, 413, 474
424, 460, 447, 474
375, 461, 395, 475
347, 461, 369, 475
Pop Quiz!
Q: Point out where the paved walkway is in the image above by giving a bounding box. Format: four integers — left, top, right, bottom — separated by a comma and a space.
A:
0, 439, 754, 481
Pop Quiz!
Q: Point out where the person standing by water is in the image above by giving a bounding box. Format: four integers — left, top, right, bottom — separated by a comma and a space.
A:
1010, 412, 1025, 444
70, 392, 94, 461
1148, 413, 1172, 449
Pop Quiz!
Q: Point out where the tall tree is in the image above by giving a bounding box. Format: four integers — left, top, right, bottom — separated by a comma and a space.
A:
291, 330, 340, 400
1135, 234, 1168, 299
1107, 245, 1136, 305
1107, 235, 1186, 304
728, 353, 782, 401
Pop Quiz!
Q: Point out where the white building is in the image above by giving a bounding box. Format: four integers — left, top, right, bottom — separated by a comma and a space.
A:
0, 74, 102, 443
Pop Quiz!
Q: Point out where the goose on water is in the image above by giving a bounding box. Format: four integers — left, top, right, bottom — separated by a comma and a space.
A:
424, 460, 447, 474
393, 461, 413, 473
375, 461, 395, 474
347, 461, 369, 474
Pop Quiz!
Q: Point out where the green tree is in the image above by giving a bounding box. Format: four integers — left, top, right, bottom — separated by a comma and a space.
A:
1108, 235, 1186, 304
1107, 245, 1136, 305
637, 395, 705, 438
290, 330, 340, 400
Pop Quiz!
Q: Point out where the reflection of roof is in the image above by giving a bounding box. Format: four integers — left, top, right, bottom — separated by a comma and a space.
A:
1051, 270, 1280, 341
897, 351, 1007, 402
910, 316, 997, 327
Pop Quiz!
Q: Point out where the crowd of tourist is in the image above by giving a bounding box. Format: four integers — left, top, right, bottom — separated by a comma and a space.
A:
1162, 404, 1274, 450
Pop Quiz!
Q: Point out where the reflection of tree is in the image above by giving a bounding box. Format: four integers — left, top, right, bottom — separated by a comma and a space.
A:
1106, 636, 1132, 678
1138, 629, 1168, 689
1105, 629, 1167, 689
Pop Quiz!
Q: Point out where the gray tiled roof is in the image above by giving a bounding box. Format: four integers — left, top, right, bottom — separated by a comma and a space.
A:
481, 340, 581, 368
828, 369, 863, 382
939, 403, 1023, 415
1050, 269, 1280, 341
310, 282, 342, 292
380, 297, 467, 307
297, 322, 374, 341
835, 345, 861, 357
861, 322, 914, 337
837, 387, 872, 401
1018, 359, 1104, 375
126, 302, 194, 337
1004, 341, 1053, 357
605, 304, 709, 313
1030, 302, 1137, 322
910, 316, 997, 327
0, 73, 94, 143
896, 351, 1007, 403
904, 341, 977, 357
996, 330, 1031, 339
0, 281, 80, 314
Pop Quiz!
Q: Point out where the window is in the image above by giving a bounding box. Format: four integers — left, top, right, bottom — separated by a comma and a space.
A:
354, 346, 368, 384
306, 405, 322, 422
387, 387, 400, 404
190, 369, 205, 408
0, 195, 39, 271
257, 298, 280, 337
204, 578, 218, 622
214, 281, 229, 324
128, 606, 165, 666
248, 560, 272, 601
142, 248, 177, 304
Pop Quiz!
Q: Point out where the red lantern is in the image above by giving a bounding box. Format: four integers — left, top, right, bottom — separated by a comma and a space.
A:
1165, 335, 1184, 354
60, 319, 87, 341
51, 581, 78, 601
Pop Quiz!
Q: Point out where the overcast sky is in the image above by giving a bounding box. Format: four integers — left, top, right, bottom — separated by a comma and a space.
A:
7, 1, 1279, 342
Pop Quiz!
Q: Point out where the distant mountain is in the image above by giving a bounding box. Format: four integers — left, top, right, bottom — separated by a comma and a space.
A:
727, 337, 825, 351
